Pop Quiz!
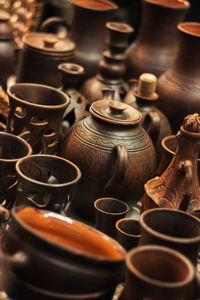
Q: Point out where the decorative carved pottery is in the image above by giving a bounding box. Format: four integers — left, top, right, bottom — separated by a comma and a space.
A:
157, 22, 200, 133
15, 154, 81, 214
142, 113, 200, 217
139, 208, 200, 265
125, 0, 190, 79
94, 197, 129, 238
58, 63, 89, 128
124, 73, 171, 163
7, 83, 70, 154
61, 89, 156, 221
80, 22, 133, 102
120, 245, 195, 300
0, 132, 32, 209
0, 206, 126, 300
115, 218, 141, 251
0, 10, 16, 89
40, 0, 118, 80
16, 32, 75, 87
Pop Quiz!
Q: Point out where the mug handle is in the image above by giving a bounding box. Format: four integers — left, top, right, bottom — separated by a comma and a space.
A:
104, 145, 128, 194
143, 111, 160, 146
39, 17, 70, 35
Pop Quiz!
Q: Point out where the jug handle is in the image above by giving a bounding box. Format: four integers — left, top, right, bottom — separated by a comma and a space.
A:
0, 250, 28, 269
143, 111, 160, 145
39, 17, 70, 35
104, 145, 128, 193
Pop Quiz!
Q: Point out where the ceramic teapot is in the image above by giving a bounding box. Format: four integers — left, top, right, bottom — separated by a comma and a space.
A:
60, 89, 156, 221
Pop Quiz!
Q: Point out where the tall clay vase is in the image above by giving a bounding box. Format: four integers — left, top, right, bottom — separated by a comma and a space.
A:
69, 0, 118, 80
157, 22, 200, 133
125, 0, 190, 79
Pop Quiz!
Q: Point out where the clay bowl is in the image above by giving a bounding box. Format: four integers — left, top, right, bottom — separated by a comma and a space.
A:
0, 206, 126, 300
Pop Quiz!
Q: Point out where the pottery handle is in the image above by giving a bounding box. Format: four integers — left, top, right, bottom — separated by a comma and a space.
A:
144, 111, 160, 145
0, 250, 28, 270
104, 145, 128, 193
39, 17, 70, 36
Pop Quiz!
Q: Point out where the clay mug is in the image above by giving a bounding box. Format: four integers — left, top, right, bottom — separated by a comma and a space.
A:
94, 198, 129, 238
0, 206, 126, 300
139, 208, 200, 265
15, 154, 81, 214
0, 132, 32, 209
7, 83, 70, 154
120, 245, 195, 300
115, 218, 141, 251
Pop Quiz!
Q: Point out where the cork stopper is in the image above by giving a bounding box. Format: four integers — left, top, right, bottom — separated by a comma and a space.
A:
138, 73, 157, 98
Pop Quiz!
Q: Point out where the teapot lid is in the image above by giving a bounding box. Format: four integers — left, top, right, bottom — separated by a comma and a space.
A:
23, 32, 75, 54
90, 100, 142, 125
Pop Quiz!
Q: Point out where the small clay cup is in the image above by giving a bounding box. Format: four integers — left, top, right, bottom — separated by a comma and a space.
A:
115, 218, 141, 251
94, 198, 129, 238
0, 132, 32, 208
139, 208, 200, 265
120, 245, 195, 300
15, 154, 81, 214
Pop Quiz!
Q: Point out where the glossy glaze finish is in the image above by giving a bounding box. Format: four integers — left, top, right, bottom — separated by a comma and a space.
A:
142, 113, 200, 217
126, 0, 190, 79
120, 245, 195, 300
157, 22, 200, 133
7, 83, 70, 154
61, 96, 156, 221
139, 208, 200, 265
0, 207, 126, 299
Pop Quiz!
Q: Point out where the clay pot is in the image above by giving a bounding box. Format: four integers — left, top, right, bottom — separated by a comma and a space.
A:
115, 218, 141, 251
139, 208, 200, 265
0, 132, 32, 209
58, 63, 89, 128
120, 245, 195, 300
126, 0, 190, 79
157, 22, 200, 133
0, 206, 126, 300
16, 32, 75, 87
94, 197, 129, 238
0, 10, 17, 89
61, 91, 156, 221
40, 0, 118, 80
7, 83, 70, 154
15, 154, 81, 214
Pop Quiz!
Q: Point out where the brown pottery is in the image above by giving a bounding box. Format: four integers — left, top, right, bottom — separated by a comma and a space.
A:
7, 83, 70, 154
16, 32, 75, 87
58, 63, 89, 128
94, 197, 129, 238
0, 132, 32, 209
142, 113, 200, 217
40, 0, 118, 80
157, 22, 200, 133
15, 154, 81, 214
120, 245, 195, 300
0, 206, 126, 300
61, 89, 156, 221
126, 0, 190, 79
0, 10, 17, 89
124, 73, 171, 163
80, 22, 133, 102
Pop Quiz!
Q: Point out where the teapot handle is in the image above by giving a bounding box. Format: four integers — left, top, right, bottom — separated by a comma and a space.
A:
104, 145, 128, 194
143, 111, 160, 145
39, 17, 70, 36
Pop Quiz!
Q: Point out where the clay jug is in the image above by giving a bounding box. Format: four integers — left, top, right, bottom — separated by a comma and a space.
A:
40, 0, 118, 80
157, 22, 200, 133
125, 0, 190, 79
60, 89, 156, 221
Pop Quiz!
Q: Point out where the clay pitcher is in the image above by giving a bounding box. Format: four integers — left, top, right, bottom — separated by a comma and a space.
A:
157, 22, 200, 133
125, 0, 190, 79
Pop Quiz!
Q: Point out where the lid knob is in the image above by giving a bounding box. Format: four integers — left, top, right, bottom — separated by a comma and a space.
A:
138, 73, 157, 98
43, 36, 58, 48
108, 101, 127, 113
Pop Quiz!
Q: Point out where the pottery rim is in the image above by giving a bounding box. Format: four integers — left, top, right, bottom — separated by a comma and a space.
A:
115, 218, 141, 237
69, 0, 118, 11
94, 198, 129, 216
145, 0, 190, 9
178, 22, 200, 37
